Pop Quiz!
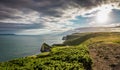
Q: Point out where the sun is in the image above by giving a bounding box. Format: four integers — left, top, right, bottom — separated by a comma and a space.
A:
96, 5, 113, 24
96, 10, 109, 23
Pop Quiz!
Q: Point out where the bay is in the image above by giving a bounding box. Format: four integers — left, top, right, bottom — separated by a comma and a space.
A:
0, 35, 63, 62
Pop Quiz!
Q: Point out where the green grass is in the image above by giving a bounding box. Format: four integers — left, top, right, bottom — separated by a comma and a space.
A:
1, 32, 120, 70
64, 32, 120, 46
0, 45, 92, 70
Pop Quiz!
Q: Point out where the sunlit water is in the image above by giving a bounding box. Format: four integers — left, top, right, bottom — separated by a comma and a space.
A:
0, 35, 63, 62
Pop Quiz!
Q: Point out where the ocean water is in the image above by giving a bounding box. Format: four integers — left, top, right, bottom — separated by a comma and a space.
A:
0, 35, 63, 62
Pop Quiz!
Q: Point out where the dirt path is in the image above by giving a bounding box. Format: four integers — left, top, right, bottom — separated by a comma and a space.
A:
89, 42, 120, 70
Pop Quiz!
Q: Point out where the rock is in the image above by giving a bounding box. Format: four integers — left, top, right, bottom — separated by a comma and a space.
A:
62, 36, 67, 40
40, 43, 51, 52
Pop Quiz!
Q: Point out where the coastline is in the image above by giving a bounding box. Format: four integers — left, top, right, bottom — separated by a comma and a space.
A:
0, 32, 120, 70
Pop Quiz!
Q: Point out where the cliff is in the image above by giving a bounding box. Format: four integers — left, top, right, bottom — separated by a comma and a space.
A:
0, 32, 120, 70
40, 43, 51, 52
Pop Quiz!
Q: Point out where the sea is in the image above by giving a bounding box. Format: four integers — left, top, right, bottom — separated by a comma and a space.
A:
0, 34, 64, 62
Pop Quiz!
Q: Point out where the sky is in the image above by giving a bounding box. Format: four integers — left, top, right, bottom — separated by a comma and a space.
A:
0, 0, 120, 35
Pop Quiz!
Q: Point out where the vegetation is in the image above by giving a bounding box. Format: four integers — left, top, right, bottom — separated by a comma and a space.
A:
64, 32, 120, 45
0, 44, 92, 70
0, 32, 120, 70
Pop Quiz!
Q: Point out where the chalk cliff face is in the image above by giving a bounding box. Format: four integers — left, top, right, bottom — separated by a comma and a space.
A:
40, 43, 51, 52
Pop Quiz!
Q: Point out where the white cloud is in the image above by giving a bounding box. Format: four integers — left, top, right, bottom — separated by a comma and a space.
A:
15, 27, 72, 35
0, 9, 40, 24
89, 21, 120, 27
1, 1, 120, 35
15, 29, 52, 35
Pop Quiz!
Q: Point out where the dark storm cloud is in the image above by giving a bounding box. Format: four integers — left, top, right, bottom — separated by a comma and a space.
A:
0, 0, 119, 20
71, 0, 120, 9
110, 9, 120, 23
0, 0, 32, 8
0, 0, 120, 34
0, 0, 66, 18
0, 22, 45, 30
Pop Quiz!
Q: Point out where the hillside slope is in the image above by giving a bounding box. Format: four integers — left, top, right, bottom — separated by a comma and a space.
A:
64, 32, 120, 70
0, 32, 120, 70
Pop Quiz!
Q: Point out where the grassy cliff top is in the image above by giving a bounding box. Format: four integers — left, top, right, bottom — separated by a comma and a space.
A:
0, 32, 120, 70
63, 32, 120, 45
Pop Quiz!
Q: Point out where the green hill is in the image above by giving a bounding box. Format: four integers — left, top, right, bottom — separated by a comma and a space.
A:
0, 32, 120, 70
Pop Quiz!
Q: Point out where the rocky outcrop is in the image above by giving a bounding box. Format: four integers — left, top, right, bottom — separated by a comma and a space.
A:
40, 43, 51, 52
62, 36, 67, 40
